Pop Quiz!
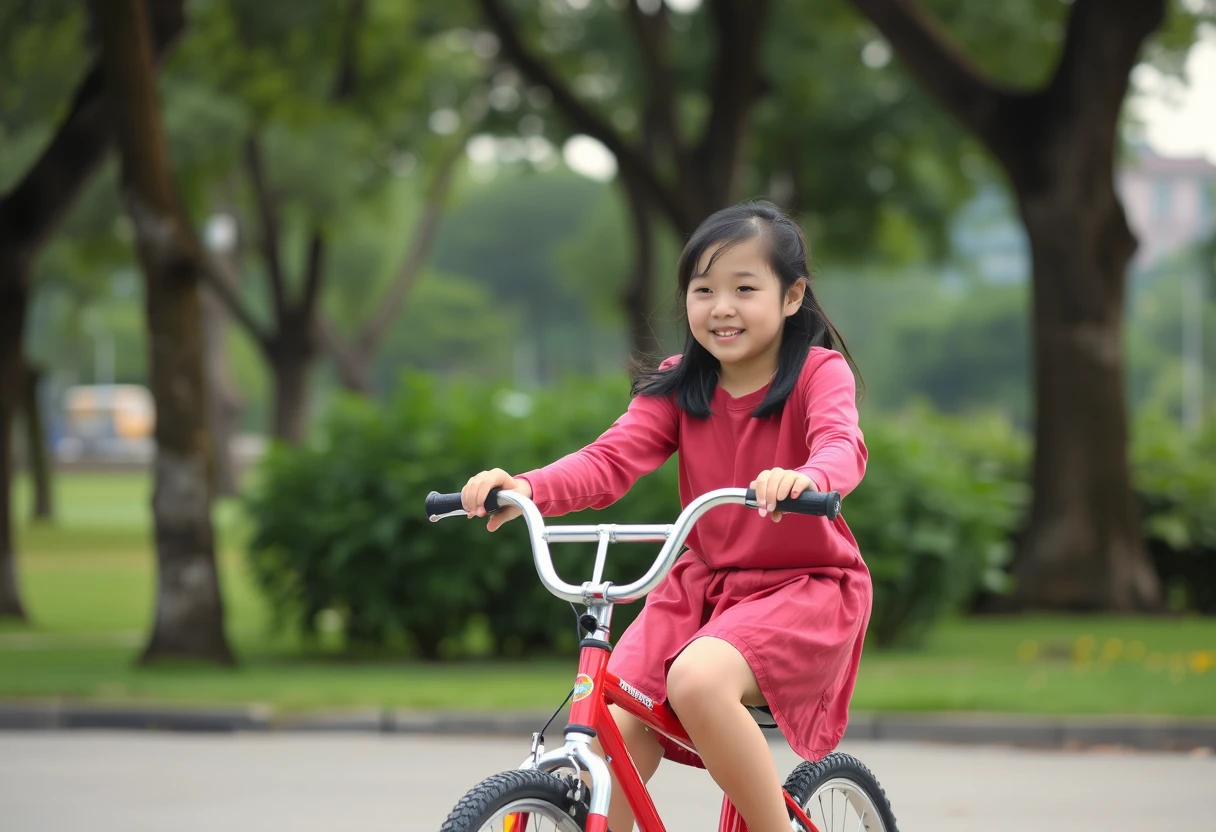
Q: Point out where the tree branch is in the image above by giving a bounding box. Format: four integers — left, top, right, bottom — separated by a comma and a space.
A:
242, 134, 288, 319
847, 0, 1016, 159
290, 0, 364, 321
357, 133, 465, 352
202, 254, 271, 350
315, 314, 371, 393
696, 0, 770, 207
477, 0, 694, 233
334, 0, 365, 99
1045, 0, 1166, 130
0, 0, 185, 264
625, 1, 685, 175
299, 230, 326, 319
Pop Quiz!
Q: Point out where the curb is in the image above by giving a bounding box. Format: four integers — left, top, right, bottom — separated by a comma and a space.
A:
1, 701, 1213, 752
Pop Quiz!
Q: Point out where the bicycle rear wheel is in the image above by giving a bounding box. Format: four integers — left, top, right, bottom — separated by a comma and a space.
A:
439, 769, 589, 832
783, 752, 898, 832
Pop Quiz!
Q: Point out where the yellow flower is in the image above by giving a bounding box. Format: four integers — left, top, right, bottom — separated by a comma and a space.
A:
1017, 640, 1039, 662
1073, 635, 1096, 663
1189, 651, 1215, 675
1100, 638, 1123, 663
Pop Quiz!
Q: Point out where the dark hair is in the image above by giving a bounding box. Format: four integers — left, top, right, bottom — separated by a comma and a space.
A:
632, 199, 860, 418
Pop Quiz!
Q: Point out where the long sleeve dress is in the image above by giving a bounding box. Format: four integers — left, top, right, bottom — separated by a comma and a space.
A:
517, 347, 871, 764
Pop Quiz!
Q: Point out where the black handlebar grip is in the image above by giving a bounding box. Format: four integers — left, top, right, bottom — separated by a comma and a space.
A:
746, 489, 842, 520
424, 487, 503, 518
424, 491, 464, 517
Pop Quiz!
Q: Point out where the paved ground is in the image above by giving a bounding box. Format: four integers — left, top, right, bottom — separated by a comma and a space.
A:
1, 732, 1212, 831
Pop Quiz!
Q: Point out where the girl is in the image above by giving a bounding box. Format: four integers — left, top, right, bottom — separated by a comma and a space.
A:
461, 200, 870, 832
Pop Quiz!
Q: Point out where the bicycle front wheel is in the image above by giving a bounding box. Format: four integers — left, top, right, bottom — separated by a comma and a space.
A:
783, 752, 898, 832
439, 769, 589, 832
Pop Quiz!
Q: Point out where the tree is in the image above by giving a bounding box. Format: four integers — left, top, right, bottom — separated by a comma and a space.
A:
0, 0, 185, 621
171, 0, 477, 436
318, 132, 468, 395
477, 0, 771, 358
847, 0, 1198, 609
93, 0, 234, 664
476, 0, 981, 359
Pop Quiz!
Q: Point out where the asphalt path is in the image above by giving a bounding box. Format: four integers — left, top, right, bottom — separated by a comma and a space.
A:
1, 732, 1211, 831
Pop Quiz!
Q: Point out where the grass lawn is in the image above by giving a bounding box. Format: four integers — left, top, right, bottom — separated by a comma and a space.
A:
2, 472, 1215, 716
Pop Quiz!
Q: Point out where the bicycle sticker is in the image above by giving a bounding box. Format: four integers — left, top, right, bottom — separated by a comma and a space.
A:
572, 673, 594, 701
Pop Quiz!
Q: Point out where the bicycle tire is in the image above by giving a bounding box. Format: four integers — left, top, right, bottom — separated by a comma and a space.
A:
439, 769, 590, 832
783, 752, 898, 832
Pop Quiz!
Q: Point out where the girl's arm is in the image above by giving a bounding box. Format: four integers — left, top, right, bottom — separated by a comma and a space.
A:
796, 350, 868, 498
516, 389, 679, 516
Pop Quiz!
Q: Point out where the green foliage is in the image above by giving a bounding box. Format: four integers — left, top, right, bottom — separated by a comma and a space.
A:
244, 371, 678, 659
1133, 411, 1216, 614
875, 282, 1030, 424
847, 407, 1028, 647
374, 271, 521, 380
245, 376, 506, 658
0, 0, 88, 140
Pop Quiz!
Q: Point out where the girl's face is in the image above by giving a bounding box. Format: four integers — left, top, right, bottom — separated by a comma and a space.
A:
686, 236, 805, 376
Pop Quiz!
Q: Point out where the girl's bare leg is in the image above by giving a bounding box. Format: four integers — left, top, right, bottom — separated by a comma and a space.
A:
666, 637, 791, 832
585, 703, 664, 831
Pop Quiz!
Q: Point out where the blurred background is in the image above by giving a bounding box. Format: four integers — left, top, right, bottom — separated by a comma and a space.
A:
0, 0, 1214, 723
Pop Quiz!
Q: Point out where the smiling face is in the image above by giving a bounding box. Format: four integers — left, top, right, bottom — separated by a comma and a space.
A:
686, 235, 806, 388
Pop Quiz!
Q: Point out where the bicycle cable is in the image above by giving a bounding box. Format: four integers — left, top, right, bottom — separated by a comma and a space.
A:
533, 602, 590, 747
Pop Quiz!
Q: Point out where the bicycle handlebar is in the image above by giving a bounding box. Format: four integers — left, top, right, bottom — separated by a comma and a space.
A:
424, 486, 842, 604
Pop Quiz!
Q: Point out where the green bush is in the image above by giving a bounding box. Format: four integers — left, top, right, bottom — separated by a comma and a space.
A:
845, 405, 1027, 647
244, 373, 682, 659
1133, 411, 1216, 613
246, 372, 1044, 656
245, 377, 513, 657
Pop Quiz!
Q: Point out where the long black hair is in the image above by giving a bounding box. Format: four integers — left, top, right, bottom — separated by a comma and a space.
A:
632, 200, 860, 418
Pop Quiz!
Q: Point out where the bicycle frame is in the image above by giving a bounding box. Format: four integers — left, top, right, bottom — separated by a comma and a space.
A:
537, 633, 822, 832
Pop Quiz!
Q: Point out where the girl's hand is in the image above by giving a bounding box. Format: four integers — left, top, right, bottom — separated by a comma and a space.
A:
461, 468, 532, 532
749, 468, 819, 522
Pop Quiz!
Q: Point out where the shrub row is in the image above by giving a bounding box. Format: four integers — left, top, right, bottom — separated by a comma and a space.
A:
244, 374, 1214, 657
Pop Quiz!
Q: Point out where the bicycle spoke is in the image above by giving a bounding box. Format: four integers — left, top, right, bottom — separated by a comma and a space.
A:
801, 770, 889, 832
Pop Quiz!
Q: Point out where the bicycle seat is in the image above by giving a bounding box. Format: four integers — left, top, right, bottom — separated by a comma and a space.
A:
746, 704, 777, 729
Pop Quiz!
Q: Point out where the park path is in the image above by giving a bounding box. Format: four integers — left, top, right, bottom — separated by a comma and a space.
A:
1, 732, 1212, 831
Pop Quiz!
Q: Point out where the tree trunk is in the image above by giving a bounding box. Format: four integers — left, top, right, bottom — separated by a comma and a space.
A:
268, 328, 315, 445
847, 0, 1165, 611
20, 361, 53, 521
202, 282, 242, 496
1010, 155, 1159, 610
0, 0, 185, 625
0, 264, 29, 621
94, 0, 233, 665
621, 171, 662, 361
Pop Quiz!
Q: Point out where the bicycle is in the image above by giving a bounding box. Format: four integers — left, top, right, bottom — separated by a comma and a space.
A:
425, 485, 898, 832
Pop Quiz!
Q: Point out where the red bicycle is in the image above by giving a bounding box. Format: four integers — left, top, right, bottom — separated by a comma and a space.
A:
426, 486, 898, 832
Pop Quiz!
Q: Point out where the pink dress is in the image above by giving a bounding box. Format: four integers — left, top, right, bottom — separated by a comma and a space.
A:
517, 347, 871, 765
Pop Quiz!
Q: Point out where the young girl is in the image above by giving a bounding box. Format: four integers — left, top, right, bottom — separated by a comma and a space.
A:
461, 200, 870, 832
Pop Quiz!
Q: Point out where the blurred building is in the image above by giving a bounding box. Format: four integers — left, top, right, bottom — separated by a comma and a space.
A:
950, 146, 1216, 281
949, 183, 1029, 284
1120, 147, 1216, 270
